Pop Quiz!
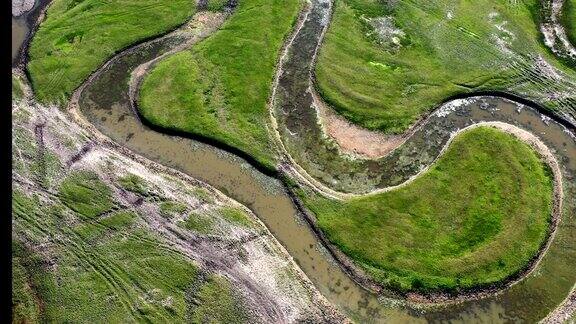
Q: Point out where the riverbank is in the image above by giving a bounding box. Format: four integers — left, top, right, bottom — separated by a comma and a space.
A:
12, 72, 346, 323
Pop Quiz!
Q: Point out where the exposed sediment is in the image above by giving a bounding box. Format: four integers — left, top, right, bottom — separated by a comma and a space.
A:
541, 286, 576, 323
541, 0, 576, 61
12, 0, 34, 17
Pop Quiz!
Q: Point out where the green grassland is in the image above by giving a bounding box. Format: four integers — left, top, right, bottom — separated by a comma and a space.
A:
12, 110, 251, 322
58, 170, 116, 219
138, 0, 302, 169
182, 212, 215, 234
118, 173, 150, 196
315, 0, 576, 133
13, 178, 248, 323
188, 274, 248, 323
301, 127, 553, 292
205, 0, 229, 12
159, 200, 188, 218
12, 241, 42, 324
219, 207, 256, 228
28, 0, 195, 104
13, 188, 196, 322
563, 0, 576, 46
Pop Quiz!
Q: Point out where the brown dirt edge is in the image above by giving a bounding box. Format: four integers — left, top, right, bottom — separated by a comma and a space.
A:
282, 122, 565, 307
541, 284, 576, 323
311, 86, 404, 159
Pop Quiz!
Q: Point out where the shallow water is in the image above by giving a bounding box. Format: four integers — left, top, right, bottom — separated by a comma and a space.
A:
74, 5, 576, 323
12, 0, 50, 66
77, 31, 421, 322
12, 17, 28, 62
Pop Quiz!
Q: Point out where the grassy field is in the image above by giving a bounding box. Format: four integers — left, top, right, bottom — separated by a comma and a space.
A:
12, 75, 24, 100
138, 0, 302, 169
12, 159, 249, 323
301, 127, 553, 292
58, 170, 115, 219
28, 0, 194, 104
182, 212, 215, 234
13, 189, 197, 322
315, 0, 576, 134
205, 0, 229, 11
11, 104, 253, 322
219, 207, 256, 228
188, 274, 248, 323
12, 241, 42, 323
562, 0, 576, 46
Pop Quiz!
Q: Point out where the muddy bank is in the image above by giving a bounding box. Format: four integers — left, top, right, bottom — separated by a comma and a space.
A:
542, 285, 576, 323
311, 86, 403, 159
12, 0, 35, 16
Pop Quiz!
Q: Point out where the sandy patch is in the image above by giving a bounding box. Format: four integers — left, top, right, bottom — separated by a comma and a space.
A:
311, 87, 404, 159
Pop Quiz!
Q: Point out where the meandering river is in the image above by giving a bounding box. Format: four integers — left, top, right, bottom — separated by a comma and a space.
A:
16, 0, 576, 321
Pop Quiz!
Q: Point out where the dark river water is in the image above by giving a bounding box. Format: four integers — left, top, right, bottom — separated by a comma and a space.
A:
12, 16, 28, 62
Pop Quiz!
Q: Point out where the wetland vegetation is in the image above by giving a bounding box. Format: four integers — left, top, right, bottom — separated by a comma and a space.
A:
301, 127, 554, 292
12, 74, 24, 100
27, 0, 195, 104
12, 0, 576, 319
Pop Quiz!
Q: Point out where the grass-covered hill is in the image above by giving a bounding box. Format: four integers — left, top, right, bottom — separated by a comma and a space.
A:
301, 127, 554, 292
315, 0, 576, 133
28, 0, 195, 104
